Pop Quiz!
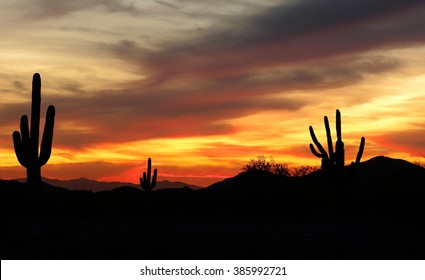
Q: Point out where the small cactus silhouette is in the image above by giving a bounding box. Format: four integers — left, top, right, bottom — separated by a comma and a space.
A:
309, 109, 365, 183
12, 73, 55, 187
140, 158, 157, 192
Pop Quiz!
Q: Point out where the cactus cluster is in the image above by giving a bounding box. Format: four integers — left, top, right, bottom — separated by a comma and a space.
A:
12, 73, 55, 187
309, 109, 365, 184
10, 74, 368, 193
140, 158, 157, 192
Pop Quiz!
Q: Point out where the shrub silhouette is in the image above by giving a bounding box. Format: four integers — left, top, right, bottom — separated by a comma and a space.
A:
290, 165, 318, 177
243, 155, 275, 173
243, 155, 291, 176
309, 109, 365, 184
243, 155, 317, 177
12, 73, 55, 187
139, 158, 157, 192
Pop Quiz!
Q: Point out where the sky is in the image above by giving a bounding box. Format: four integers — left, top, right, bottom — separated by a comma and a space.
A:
0, 0, 424, 187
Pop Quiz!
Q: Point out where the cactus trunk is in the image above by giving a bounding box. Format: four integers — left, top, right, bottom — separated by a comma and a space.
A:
27, 165, 41, 185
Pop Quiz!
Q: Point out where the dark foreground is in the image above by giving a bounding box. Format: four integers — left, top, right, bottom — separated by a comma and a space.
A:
1, 157, 424, 259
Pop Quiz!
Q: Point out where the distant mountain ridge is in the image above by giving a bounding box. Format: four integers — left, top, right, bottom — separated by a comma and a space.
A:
11, 156, 424, 193
15, 177, 203, 192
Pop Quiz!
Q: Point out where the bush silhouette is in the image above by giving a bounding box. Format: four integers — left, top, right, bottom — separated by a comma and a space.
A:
12, 73, 55, 187
243, 155, 317, 177
243, 155, 291, 176
139, 157, 157, 192
290, 165, 318, 177
309, 109, 365, 184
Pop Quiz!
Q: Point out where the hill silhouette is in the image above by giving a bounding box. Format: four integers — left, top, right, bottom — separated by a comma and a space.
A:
15, 177, 202, 192
206, 155, 424, 192
1, 156, 424, 260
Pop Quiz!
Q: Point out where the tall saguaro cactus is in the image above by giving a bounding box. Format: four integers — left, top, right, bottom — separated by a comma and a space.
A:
140, 158, 157, 192
309, 109, 365, 184
12, 73, 55, 187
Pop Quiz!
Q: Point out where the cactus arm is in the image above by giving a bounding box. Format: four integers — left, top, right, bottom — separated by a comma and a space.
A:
336, 109, 342, 140
309, 143, 323, 158
39, 105, 55, 166
143, 172, 147, 184
13, 115, 31, 168
152, 168, 157, 189
324, 116, 334, 161
139, 178, 145, 189
140, 172, 147, 190
355, 137, 366, 165
309, 126, 329, 159
12, 131, 29, 168
20, 115, 30, 143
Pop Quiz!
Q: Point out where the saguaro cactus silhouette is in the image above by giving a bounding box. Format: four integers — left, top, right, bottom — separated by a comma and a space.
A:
309, 109, 365, 183
140, 158, 157, 192
12, 73, 55, 187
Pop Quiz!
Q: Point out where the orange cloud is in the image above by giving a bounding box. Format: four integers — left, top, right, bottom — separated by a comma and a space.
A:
369, 130, 425, 156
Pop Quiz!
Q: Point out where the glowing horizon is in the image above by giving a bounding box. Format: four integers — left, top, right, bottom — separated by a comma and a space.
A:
1, 0, 424, 187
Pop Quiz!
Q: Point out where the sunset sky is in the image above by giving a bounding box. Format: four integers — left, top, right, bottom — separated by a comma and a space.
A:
1, 0, 424, 187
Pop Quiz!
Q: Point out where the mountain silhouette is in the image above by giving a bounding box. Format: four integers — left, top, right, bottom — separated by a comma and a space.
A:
354, 155, 424, 186
200, 156, 425, 217
1, 156, 424, 260
204, 156, 424, 191
14, 177, 202, 192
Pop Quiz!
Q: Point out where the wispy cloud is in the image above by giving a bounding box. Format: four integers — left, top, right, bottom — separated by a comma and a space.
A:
132, 0, 425, 82
1, 52, 404, 148
153, 0, 179, 10
19, 0, 143, 18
